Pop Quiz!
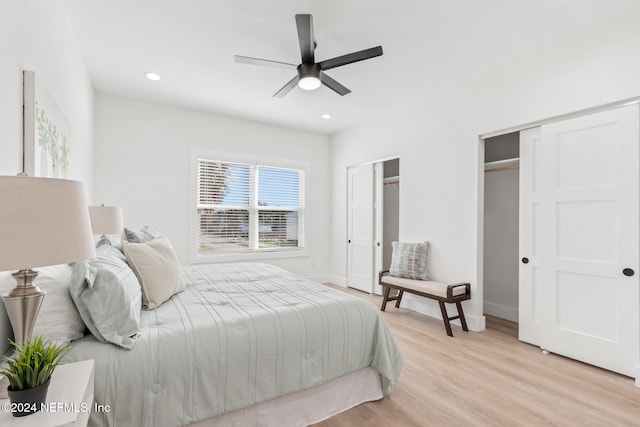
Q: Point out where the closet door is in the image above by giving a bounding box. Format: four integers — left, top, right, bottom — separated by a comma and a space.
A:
521, 105, 640, 378
518, 127, 544, 346
373, 162, 384, 295
347, 164, 375, 293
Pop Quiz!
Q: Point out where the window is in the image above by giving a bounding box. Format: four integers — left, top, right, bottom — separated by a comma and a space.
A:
196, 158, 305, 255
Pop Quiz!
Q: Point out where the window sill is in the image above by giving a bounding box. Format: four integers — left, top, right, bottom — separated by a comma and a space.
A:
190, 248, 309, 264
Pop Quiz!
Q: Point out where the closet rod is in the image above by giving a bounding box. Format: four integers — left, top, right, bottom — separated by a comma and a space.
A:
484, 157, 519, 173
485, 164, 519, 173
383, 176, 399, 185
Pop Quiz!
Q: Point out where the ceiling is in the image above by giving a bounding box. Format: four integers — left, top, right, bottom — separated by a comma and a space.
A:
63, 0, 640, 135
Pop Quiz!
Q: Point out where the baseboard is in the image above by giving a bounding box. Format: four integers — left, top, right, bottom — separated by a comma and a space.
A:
305, 274, 332, 284
401, 295, 486, 332
322, 277, 382, 294
326, 275, 348, 287
483, 301, 519, 323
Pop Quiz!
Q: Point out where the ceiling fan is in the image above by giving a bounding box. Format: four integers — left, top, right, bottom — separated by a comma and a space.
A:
234, 14, 383, 98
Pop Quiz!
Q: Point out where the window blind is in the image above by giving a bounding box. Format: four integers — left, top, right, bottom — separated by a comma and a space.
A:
196, 159, 304, 254
256, 166, 303, 249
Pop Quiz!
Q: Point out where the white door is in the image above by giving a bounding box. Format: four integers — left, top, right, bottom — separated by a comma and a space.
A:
518, 126, 544, 345
520, 105, 640, 378
373, 162, 384, 295
347, 164, 375, 293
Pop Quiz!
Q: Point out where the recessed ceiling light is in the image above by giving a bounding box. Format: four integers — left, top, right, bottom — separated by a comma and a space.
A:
146, 72, 161, 81
321, 114, 331, 119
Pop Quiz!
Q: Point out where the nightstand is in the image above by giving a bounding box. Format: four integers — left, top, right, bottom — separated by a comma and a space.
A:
0, 359, 94, 426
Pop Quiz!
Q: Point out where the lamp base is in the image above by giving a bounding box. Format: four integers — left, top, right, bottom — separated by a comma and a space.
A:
1, 269, 46, 346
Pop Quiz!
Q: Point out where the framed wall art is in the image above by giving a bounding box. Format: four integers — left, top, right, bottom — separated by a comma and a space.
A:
23, 70, 71, 178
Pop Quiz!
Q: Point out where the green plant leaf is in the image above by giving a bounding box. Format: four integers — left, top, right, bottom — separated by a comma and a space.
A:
1, 335, 70, 391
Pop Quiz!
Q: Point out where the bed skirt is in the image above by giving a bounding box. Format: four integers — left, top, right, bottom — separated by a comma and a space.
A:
191, 367, 383, 427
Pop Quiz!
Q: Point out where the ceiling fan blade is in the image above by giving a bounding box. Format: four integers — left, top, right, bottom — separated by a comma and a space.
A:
273, 75, 300, 98
319, 72, 351, 96
295, 14, 315, 63
317, 46, 383, 71
234, 55, 297, 71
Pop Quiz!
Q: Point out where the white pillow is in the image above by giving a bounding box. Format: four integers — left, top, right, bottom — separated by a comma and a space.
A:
122, 236, 184, 310
0, 264, 85, 345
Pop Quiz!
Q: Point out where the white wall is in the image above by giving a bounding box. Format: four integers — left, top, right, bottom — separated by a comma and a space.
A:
93, 93, 331, 279
329, 9, 640, 331
0, 0, 94, 354
0, 0, 94, 184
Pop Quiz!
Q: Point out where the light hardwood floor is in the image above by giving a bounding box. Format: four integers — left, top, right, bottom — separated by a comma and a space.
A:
314, 284, 640, 427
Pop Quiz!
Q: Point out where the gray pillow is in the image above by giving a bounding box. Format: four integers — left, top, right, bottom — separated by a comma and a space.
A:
70, 245, 142, 349
122, 226, 161, 243
95, 236, 127, 263
389, 241, 430, 280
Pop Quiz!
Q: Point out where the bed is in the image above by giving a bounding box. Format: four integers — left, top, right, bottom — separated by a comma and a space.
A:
64, 262, 403, 427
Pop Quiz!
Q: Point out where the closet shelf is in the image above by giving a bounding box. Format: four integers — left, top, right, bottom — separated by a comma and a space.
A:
484, 157, 519, 173
384, 176, 399, 185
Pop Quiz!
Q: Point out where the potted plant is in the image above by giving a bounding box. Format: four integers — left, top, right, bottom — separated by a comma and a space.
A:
0, 336, 70, 417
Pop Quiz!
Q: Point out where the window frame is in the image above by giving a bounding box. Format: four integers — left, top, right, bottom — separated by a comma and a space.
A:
190, 149, 309, 264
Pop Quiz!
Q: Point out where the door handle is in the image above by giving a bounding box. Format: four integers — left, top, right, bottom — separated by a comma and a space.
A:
522, 257, 529, 264
623, 268, 635, 277
348, 240, 351, 244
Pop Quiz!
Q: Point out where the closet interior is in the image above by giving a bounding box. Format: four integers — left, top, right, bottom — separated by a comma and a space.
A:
382, 158, 399, 272
483, 132, 519, 322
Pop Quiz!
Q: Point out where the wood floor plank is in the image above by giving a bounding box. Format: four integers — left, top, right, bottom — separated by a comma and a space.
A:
313, 284, 640, 427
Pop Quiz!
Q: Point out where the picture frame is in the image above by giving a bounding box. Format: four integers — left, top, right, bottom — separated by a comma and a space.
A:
23, 70, 71, 178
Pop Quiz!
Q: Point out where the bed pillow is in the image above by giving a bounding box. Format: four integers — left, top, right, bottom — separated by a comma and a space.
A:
95, 236, 127, 263
122, 226, 161, 243
0, 264, 85, 345
96, 235, 125, 254
389, 241, 431, 280
69, 245, 142, 350
122, 235, 184, 310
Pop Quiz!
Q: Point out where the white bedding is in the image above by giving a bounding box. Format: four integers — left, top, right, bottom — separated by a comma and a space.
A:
66, 263, 403, 427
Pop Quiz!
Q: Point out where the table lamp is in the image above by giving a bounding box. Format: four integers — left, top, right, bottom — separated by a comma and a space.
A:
88, 205, 124, 237
0, 176, 96, 346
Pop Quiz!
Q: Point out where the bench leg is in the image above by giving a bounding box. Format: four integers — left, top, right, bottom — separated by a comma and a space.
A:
438, 301, 454, 337
394, 290, 404, 308
456, 301, 469, 332
381, 286, 391, 311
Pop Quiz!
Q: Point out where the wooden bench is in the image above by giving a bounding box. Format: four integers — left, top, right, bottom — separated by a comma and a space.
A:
379, 270, 471, 337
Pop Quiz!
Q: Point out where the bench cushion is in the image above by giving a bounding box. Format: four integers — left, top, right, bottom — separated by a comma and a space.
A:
380, 275, 467, 299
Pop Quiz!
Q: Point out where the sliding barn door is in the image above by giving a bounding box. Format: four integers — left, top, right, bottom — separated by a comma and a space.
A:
520, 105, 640, 378
347, 164, 374, 293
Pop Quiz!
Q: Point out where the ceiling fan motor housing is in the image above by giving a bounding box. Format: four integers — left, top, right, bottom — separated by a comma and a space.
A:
297, 63, 321, 79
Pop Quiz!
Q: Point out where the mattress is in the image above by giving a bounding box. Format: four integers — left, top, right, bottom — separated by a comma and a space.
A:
66, 262, 403, 427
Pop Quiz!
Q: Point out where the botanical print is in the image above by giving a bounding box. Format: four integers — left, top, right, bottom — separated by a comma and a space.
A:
23, 70, 71, 178
35, 100, 70, 178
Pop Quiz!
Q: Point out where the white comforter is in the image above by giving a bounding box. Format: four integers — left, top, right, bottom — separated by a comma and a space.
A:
66, 263, 403, 427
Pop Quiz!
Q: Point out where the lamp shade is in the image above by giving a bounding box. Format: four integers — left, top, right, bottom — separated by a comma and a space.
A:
88, 205, 124, 235
0, 176, 96, 272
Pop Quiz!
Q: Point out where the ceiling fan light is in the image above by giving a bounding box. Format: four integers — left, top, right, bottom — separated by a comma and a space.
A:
298, 76, 321, 91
